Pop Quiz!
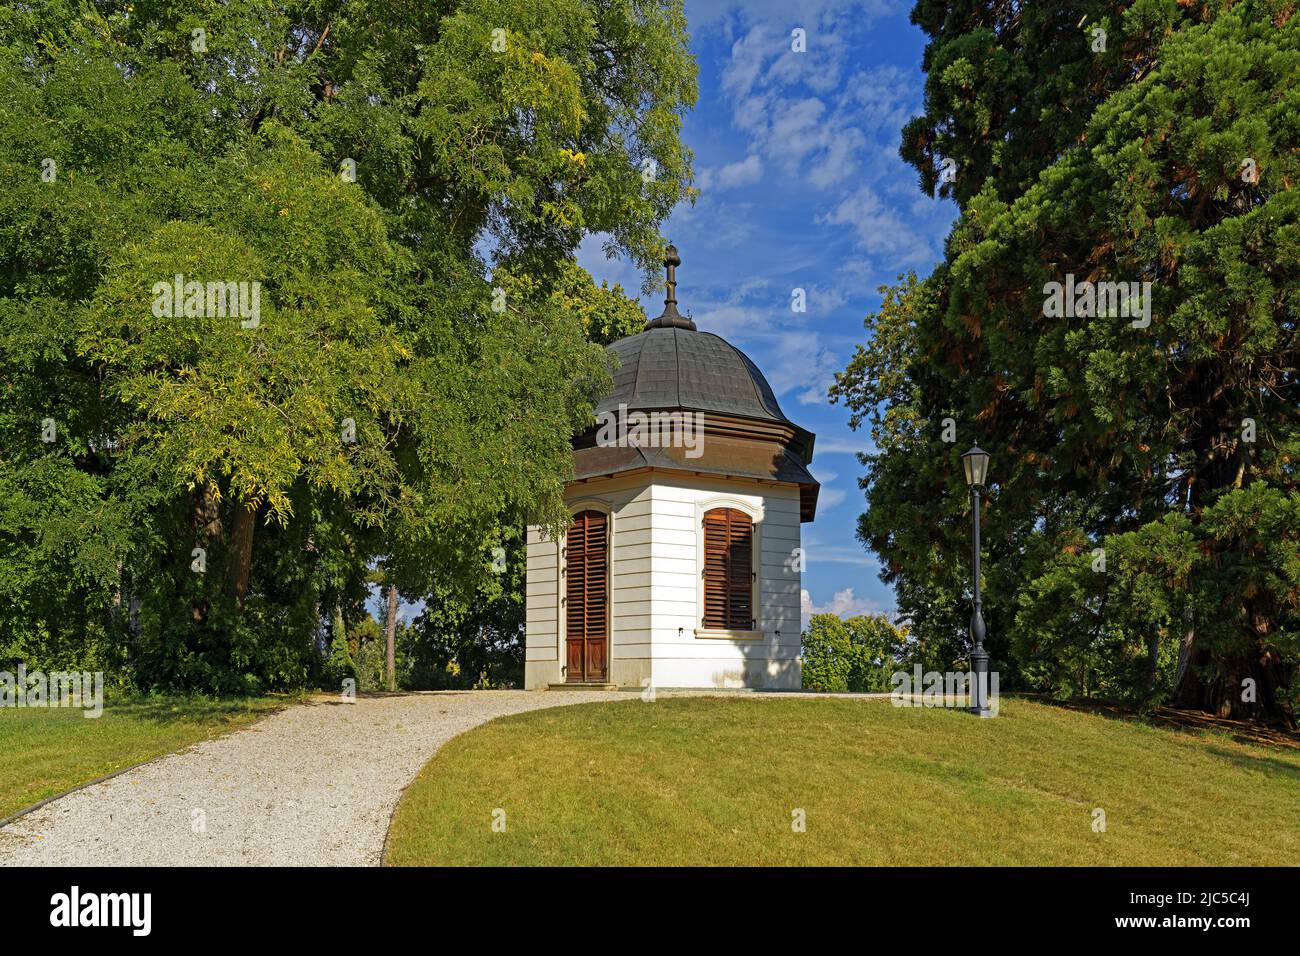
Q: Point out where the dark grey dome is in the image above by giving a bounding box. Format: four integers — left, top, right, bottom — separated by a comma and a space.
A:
595, 326, 792, 426
579, 245, 816, 482
578, 320, 818, 510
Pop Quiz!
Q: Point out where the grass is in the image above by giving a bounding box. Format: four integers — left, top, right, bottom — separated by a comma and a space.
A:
386, 696, 1300, 866
0, 694, 290, 819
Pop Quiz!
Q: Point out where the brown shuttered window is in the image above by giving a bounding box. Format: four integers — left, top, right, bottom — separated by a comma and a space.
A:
702, 507, 754, 630
565, 510, 608, 681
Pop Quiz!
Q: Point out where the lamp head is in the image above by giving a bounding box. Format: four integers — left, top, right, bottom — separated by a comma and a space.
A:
962, 445, 990, 489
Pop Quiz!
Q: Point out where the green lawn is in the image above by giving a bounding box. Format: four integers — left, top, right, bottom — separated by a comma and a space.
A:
0, 695, 289, 819
386, 697, 1300, 866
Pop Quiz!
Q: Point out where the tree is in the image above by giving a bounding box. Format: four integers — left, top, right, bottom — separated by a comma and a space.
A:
384, 583, 398, 692
834, 2, 1298, 724
802, 613, 907, 693
381, 258, 647, 682
403, 530, 530, 689
495, 258, 647, 346
0, 0, 696, 691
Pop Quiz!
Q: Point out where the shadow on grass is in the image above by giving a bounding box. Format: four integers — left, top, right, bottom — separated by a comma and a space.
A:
1031, 695, 1300, 752
1203, 746, 1300, 781
100, 693, 297, 726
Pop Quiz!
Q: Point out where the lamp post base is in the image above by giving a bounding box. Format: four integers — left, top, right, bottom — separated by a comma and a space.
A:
969, 644, 991, 717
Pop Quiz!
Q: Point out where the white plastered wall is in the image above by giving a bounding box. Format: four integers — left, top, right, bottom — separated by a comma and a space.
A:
524, 472, 803, 690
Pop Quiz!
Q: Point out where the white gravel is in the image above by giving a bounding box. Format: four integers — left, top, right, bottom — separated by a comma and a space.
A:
0, 690, 623, 867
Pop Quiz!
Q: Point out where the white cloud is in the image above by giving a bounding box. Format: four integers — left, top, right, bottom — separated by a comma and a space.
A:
690, 0, 904, 30
805, 544, 874, 567
807, 128, 867, 188
693, 2, 956, 281
751, 329, 842, 405
692, 302, 754, 338
822, 587, 881, 616
697, 154, 764, 192
818, 487, 846, 509
801, 283, 849, 313
668, 196, 758, 251
817, 185, 936, 265
800, 586, 883, 628
814, 438, 871, 455
843, 65, 921, 137
714, 7, 917, 194
722, 24, 782, 101
719, 17, 865, 188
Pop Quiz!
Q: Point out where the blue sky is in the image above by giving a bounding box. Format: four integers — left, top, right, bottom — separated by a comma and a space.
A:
577, 0, 957, 625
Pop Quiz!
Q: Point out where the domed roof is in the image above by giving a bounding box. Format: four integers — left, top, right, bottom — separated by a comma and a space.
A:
592, 245, 813, 459
595, 326, 793, 427
572, 247, 819, 522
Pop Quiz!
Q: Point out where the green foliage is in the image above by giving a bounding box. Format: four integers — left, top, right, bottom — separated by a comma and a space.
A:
0, 0, 695, 691
1013, 521, 1192, 707
801, 613, 907, 693
349, 613, 387, 692
402, 531, 528, 689
495, 258, 647, 346
836, 1, 1299, 722
322, 608, 357, 691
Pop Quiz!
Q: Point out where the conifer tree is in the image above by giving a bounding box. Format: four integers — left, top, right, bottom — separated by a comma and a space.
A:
835, 2, 1298, 723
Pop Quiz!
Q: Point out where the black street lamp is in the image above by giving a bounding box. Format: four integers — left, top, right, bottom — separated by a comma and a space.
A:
961, 445, 993, 717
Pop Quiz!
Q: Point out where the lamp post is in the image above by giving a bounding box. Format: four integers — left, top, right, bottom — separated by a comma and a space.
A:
962, 446, 993, 717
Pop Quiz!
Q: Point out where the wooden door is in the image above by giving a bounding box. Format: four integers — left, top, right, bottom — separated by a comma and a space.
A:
565, 510, 608, 682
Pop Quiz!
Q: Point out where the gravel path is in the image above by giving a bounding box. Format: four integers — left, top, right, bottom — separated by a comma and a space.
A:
0, 690, 623, 867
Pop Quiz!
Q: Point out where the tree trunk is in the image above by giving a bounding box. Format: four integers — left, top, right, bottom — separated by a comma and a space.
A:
224, 500, 259, 605
1174, 638, 1295, 729
1172, 627, 1200, 709
312, 599, 324, 654
384, 584, 398, 692
1146, 631, 1160, 692
191, 481, 223, 624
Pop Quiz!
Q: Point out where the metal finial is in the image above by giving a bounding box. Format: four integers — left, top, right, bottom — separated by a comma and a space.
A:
664, 244, 681, 309
647, 244, 696, 330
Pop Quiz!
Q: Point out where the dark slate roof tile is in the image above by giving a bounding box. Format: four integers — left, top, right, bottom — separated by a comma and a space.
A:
596, 327, 793, 425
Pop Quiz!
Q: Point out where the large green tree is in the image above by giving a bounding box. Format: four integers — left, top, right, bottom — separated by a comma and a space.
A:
381, 264, 646, 691
0, 0, 694, 691
834, 1, 1298, 724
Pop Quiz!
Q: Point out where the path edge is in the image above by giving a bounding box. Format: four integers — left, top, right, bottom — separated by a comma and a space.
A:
0, 756, 171, 831
0, 700, 294, 832
379, 691, 640, 866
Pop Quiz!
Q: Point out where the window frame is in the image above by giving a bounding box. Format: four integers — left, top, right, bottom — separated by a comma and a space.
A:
695, 498, 762, 641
